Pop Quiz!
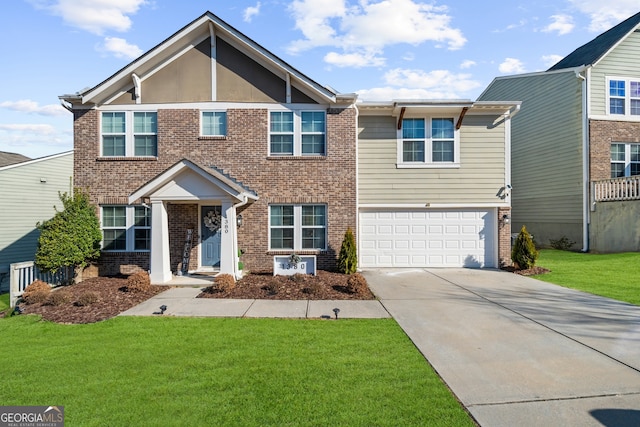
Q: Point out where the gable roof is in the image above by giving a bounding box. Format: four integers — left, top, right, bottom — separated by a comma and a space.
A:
548, 11, 640, 71
0, 151, 30, 168
61, 11, 355, 106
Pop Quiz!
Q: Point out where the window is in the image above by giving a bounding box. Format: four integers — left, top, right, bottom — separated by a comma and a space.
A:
607, 78, 640, 116
201, 111, 227, 136
101, 205, 151, 251
269, 110, 326, 156
269, 205, 326, 250
398, 117, 457, 166
101, 111, 157, 157
611, 143, 640, 178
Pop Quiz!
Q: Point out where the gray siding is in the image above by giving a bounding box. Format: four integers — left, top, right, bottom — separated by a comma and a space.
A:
358, 114, 506, 205
0, 153, 73, 289
590, 31, 640, 116
479, 71, 585, 246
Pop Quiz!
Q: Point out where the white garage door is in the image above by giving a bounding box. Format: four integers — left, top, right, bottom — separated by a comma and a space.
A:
359, 209, 496, 268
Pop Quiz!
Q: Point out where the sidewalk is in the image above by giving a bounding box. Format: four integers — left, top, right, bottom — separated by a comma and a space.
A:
119, 286, 391, 319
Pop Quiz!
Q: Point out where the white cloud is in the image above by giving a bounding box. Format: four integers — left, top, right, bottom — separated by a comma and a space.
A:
28, 0, 147, 35
244, 2, 261, 23
460, 60, 476, 69
543, 14, 574, 35
0, 124, 59, 134
288, 0, 466, 67
499, 58, 525, 74
100, 37, 143, 59
567, 0, 638, 32
324, 50, 385, 67
542, 54, 564, 67
0, 123, 72, 158
0, 100, 68, 117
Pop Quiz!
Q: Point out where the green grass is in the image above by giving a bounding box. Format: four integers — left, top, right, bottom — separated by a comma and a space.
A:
0, 293, 8, 313
534, 249, 640, 305
0, 316, 473, 427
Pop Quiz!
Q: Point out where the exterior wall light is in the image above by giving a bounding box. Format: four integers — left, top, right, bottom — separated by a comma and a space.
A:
502, 214, 511, 224
237, 214, 243, 227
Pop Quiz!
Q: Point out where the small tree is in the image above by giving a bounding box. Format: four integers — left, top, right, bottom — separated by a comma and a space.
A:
35, 189, 102, 283
511, 225, 538, 269
337, 227, 357, 274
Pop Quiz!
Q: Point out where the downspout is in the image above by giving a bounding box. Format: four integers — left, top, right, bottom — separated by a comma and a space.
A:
232, 195, 250, 279
354, 103, 360, 271
577, 69, 589, 252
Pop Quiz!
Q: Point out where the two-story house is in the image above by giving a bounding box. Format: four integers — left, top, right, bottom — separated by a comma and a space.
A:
479, 11, 640, 253
60, 11, 516, 282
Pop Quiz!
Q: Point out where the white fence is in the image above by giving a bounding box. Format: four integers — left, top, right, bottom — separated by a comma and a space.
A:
9, 261, 72, 308
593, 176, 640, 202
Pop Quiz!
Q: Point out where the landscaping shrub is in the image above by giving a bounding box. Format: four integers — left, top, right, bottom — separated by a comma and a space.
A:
338, 228, 357, 274
549, 236, 576, 251
346, 273, 368, 294
22, 280, 51, 305
76, 292, 99, 307
125, 271, 151, 293
512, 225, 538, 269
215, 274, 236, 292
47, 289, 73, 306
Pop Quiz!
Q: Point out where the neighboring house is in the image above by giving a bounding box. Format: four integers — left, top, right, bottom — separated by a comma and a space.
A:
479, 11, 640, 253
0, 151, 74, 291
59, 11, 517, 281
357, 101, 518, 268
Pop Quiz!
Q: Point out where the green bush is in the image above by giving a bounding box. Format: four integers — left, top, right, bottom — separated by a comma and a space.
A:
512, 225, 538, 269
337, 228, 357, 274
35, 189, 102, 281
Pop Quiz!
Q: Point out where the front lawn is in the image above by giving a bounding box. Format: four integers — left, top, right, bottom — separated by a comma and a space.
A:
0, 316, 474, 426
0, 293, 8, 313
534, 249, 640, 305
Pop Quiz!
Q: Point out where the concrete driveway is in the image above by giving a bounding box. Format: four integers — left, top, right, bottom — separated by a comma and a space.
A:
363, 268, 640, 427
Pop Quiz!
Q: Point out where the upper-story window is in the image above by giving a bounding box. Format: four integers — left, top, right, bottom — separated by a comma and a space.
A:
607, 77, 640, 116
269, 110, 326, 156
201, 111, 227, 136
398, 117, 458, 167
611, 143, 640, 178
101, 111, 157, 157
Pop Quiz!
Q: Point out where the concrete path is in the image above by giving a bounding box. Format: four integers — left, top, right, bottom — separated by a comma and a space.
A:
363, 268, 640, 427
119, 286, 390, 319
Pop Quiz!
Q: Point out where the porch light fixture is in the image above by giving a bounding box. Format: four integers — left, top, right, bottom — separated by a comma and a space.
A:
502, 214, 511, 225
236, 214, 243, 227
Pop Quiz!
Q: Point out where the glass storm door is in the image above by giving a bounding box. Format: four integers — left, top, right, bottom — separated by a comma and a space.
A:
201, 206, 222, 267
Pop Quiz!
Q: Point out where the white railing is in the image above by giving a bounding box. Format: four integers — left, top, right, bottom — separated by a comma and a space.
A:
9, 261, 72, 308
593, 176, 640, 202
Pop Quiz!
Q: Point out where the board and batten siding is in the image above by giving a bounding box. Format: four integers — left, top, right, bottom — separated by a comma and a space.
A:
590, 31, 640, 117
358, 114, 506, 205
479, 70, 584, 246
0, 152, 74, 290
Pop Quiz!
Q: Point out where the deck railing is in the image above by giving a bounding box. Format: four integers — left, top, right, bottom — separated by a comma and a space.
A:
593, 176, 640, 202
9, 262, 72, 308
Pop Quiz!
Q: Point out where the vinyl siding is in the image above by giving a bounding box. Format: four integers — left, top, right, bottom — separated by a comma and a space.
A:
0, 153, 74, 280
479, 71, 584, 246
358, 114, 506, 205
590, 31, 640, 116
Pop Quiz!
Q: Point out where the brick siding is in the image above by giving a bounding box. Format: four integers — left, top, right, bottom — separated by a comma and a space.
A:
497, 207, 512, 267
589, 119, 640, 181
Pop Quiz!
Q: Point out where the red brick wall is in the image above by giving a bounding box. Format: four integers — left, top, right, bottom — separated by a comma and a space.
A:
497, 207, 512, 267
589, 119, 640, 181
74, 107, 358, 274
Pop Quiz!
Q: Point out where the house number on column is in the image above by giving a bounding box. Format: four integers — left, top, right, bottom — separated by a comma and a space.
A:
224, 218, 229, 233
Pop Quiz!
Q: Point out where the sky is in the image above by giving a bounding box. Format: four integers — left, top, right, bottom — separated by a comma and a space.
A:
1, 0, 639, 159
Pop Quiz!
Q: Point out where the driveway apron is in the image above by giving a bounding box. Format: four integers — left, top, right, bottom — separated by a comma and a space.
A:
363, 268, 640, 427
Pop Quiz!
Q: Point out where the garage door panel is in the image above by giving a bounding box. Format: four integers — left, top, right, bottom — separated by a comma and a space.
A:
360, 209, 496, 268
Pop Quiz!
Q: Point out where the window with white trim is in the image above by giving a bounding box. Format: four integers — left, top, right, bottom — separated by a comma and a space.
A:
101, 205, 151, 251
607, 77, 640, 116
201, 111, 227, 136
611, 143, 640, 178
269, 204, 327, 250
101, 111, 157, 157
398, 117, 458, 167
269, 110, 326, 156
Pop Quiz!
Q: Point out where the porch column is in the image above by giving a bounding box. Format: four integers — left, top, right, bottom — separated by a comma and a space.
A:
219, 202, 235, 275
150, 200, 172, 283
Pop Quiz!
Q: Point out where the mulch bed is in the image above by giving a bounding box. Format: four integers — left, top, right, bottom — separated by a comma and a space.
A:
501, 266, 550, 276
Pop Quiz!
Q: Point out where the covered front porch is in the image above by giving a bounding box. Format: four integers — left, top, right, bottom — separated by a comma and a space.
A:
129, 159, 257, 283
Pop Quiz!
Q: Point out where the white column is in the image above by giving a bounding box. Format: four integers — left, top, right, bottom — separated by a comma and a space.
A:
219, 202, 235, 275
150, 200, 172, 283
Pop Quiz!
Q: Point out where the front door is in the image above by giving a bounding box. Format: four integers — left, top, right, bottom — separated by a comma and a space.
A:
201, 206, 222, 268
